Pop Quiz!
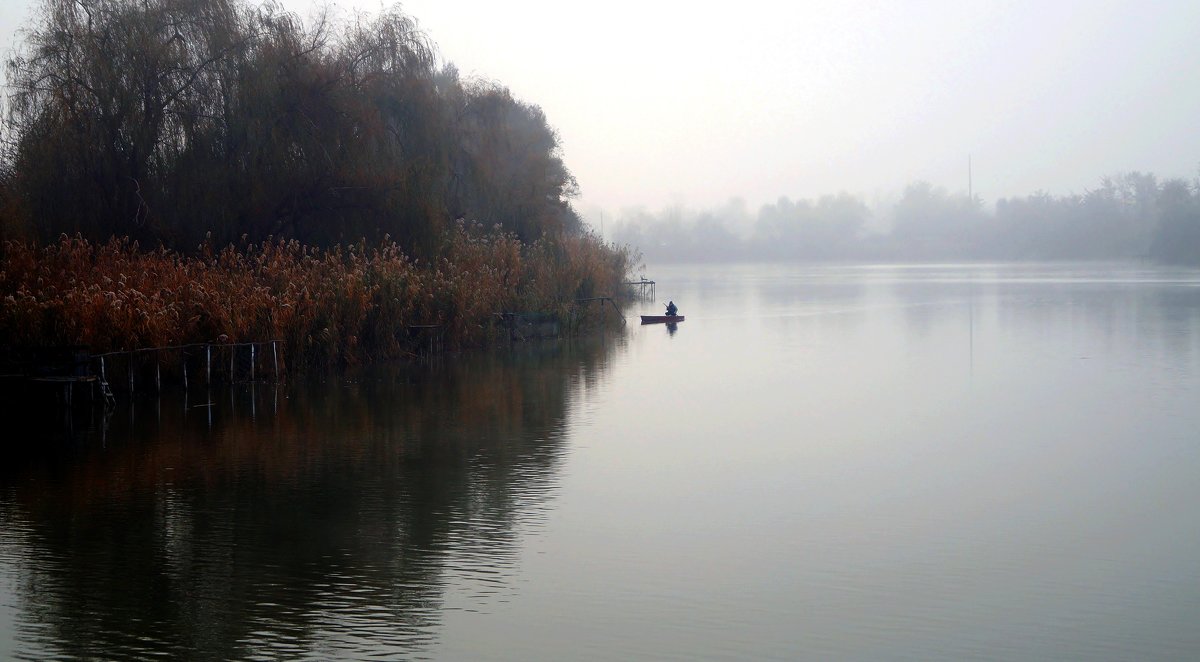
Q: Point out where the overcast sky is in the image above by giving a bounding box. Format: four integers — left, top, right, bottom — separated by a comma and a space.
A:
3, 0, 1200, 223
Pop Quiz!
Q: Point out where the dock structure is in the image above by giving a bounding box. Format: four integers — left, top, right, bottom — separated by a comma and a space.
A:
626, 277, 655, 300
91, 340, 286, 395
28, 375, 102, 407
2, 340, 288, 410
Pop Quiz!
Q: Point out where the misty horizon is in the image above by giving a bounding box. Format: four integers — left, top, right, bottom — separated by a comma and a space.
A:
606, 171, 1200, 264
584, 164, 1200, 228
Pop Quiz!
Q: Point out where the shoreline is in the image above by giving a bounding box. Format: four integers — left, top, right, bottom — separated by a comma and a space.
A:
1, 227, 636, 386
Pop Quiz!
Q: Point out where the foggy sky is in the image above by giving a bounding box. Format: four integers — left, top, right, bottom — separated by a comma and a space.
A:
3, 0, 1199, 226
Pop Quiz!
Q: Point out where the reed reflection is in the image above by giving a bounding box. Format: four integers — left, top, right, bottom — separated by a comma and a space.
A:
0, 335, 624, 660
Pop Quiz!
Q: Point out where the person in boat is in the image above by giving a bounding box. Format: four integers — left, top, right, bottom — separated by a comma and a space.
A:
665, 300, 678, 317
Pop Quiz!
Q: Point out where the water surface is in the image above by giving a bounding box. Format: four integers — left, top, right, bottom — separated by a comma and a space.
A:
3, 262, 1200, 660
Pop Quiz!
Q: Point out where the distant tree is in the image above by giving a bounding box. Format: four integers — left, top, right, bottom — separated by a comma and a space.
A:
609, 205, 743, 262
1150, 178, 1200, 264
990, 191, 1075, 258
889, 181, 985, 258
751, 193, 867, 259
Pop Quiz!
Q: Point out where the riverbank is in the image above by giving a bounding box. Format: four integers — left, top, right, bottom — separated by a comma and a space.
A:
0, 224, 635, 375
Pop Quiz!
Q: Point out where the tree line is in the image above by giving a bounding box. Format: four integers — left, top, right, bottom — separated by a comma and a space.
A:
0, 0, 583, 253
613, 172, 1200, 264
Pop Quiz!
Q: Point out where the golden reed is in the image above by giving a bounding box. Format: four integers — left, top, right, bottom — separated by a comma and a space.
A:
0, 225, 633, 368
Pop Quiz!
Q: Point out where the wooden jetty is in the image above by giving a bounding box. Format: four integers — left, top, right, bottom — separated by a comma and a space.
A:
3, 340, 288, 409
626, 277, 656, 300
92, 340, 286, 395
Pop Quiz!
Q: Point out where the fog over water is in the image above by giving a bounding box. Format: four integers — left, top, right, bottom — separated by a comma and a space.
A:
3, 262, 1200, 660
3, 0, 1199, 219
1, 2, 1199, 657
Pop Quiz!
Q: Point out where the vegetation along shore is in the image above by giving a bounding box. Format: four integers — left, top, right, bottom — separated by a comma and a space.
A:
0, 0, 636, 373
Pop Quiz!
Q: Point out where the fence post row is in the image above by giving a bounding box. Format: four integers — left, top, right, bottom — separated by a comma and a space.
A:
86, 341, 283, 394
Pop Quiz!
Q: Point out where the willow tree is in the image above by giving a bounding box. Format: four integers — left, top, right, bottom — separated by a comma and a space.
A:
5, 0, 253, 243
446, 79, 581, 242
4, 0, 583, 253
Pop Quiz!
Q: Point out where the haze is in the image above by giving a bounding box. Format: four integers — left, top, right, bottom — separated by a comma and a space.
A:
3, 0, 1199, 221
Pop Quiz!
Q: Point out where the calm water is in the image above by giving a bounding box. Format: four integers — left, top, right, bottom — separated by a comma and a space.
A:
3, 262, 1200, 660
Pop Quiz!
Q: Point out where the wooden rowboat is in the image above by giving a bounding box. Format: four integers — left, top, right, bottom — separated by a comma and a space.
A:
640, 315, 685, 324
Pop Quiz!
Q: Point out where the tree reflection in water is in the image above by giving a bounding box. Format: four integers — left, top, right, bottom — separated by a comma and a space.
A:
0, 334, 625, 660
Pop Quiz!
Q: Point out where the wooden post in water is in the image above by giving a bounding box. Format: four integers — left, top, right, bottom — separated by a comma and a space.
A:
250, 344, 255, 382
206, 345, 212, 384
155, 353, 161, 392
272, 341, 279, 382
128, 352, 134, 393
183, 357, 188, 391
100, 356, 106, 382
230, 345, 235, 383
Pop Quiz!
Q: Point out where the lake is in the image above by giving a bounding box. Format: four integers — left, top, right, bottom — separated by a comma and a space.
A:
3, 262, 1200, 660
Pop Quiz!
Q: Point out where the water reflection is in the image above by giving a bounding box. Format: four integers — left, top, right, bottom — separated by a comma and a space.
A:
0, 335, 624, 660
6, 263, 1200, 660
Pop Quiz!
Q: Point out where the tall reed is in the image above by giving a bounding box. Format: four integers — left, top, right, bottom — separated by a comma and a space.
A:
1, 225, 635, 369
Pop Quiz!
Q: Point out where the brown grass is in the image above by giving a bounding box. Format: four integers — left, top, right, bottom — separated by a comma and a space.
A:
0, 225, 635, 369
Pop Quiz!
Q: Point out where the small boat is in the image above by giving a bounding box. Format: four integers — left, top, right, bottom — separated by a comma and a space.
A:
640, 315, 685, 324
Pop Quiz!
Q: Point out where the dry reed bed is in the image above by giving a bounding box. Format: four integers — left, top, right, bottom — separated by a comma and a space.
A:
0, 225, 633, 368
